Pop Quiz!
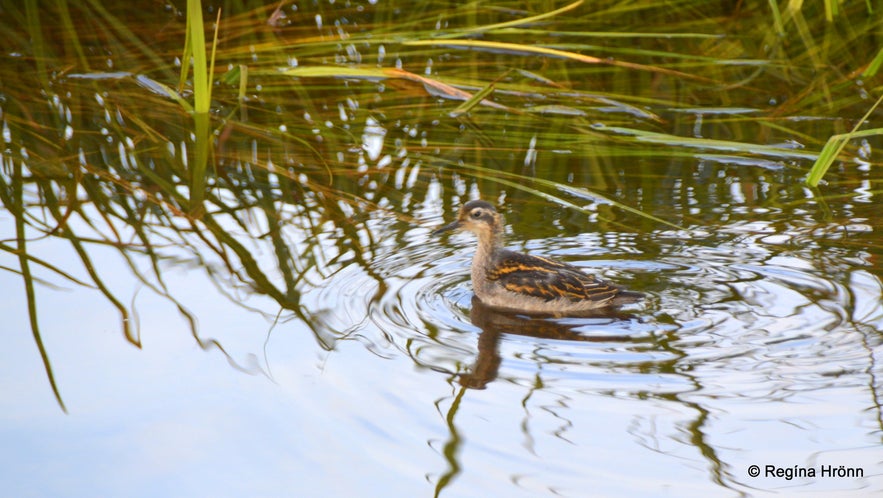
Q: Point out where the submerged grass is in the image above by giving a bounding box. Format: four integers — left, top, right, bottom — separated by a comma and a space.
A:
1, 0, 882, 412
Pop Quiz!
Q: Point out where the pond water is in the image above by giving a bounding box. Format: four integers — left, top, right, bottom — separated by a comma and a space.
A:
2, 2, 883, 497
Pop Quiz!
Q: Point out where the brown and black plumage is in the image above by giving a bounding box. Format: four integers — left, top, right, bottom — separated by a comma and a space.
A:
433, 200, 643, 314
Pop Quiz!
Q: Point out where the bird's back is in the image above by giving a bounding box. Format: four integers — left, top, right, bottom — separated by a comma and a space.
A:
475, 248, 642, 312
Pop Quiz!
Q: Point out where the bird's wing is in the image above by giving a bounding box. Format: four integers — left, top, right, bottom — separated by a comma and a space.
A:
487, 251, 621, 302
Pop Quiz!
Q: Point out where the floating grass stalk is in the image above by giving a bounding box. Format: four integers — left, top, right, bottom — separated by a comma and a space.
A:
449, 83, 496, 118
402, 39, 714, 83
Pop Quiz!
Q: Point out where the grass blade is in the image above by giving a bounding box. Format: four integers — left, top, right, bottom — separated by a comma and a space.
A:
598, 125, 819, 160
806, 92, 883, 186
403, 39, 715, 83
450, 0, 584, 36
449, 83, 496, 117
862, 47, 883, 78
186, 0, 209, 113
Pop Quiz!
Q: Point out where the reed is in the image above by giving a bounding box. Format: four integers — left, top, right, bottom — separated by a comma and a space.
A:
181, 0, 221, 215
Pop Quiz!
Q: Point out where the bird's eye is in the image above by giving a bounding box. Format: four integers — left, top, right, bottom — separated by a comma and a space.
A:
471, 209, 482, 218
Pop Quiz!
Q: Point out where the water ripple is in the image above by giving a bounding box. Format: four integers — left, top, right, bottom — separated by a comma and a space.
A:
301, 213, 882, 411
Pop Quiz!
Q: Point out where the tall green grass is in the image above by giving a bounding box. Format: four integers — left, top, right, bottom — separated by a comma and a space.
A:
181, 0, 220, 215
806, 94, 883, 187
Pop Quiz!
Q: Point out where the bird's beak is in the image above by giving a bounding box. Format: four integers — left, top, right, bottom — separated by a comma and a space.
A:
432, 220, 461, 235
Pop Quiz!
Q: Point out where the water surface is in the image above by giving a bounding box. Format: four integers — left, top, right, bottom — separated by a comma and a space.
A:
2, 2, 882, 497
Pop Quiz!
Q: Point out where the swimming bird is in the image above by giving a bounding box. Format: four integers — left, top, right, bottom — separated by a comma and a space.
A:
433, 200, 643, 314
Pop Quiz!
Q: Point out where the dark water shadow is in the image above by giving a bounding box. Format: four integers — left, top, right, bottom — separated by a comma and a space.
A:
459, 295, 640, 389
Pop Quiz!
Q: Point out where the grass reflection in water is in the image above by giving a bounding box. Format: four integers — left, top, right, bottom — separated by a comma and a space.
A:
1, 1, 883, 496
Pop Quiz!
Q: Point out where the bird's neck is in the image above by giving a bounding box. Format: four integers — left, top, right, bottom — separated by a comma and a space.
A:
475, 228, 502, 256
472, 229, 502, 291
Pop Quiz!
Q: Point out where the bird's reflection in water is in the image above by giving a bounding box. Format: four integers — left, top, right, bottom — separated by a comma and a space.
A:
459, 296, 639, 389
